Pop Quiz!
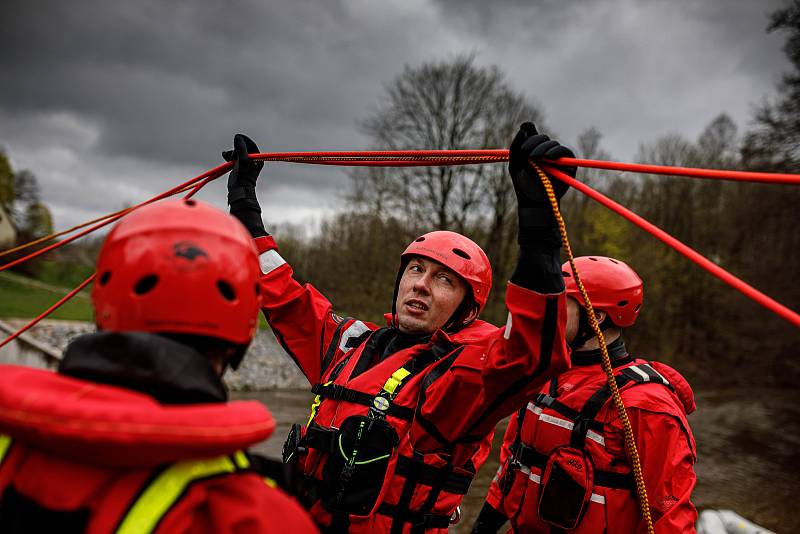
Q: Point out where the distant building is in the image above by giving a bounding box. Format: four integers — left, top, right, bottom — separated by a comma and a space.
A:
0, 204, 15, 249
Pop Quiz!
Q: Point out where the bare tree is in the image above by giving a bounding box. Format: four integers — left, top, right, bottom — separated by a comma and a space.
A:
352, 56, 545, 323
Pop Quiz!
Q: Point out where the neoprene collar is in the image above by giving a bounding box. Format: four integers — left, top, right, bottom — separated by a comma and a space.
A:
569, 338, 631, 367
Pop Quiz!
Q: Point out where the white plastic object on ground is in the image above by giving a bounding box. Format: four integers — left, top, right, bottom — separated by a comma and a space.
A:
696, 510, 776, 534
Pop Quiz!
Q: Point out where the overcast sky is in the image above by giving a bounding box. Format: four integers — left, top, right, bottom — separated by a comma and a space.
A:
0, 0, 791, 232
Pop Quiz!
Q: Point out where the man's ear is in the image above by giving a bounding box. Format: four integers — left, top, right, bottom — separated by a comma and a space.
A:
462, 304, 480, 325
595, 310, 607, 324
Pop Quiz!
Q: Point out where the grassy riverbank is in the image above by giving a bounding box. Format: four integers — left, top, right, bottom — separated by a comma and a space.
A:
0, 271, 93, 321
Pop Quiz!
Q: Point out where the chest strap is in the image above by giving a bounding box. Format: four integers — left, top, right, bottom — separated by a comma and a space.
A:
511, 442, 633, 490
510, 364, 672, 492
310, 383, 416, 421
394, 455, 473, 495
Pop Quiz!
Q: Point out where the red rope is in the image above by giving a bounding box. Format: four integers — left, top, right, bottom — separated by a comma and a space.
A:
0, 273, 96, 351
542, 165, 800, 328
0, 162, 232, 273
557, 157, 800, 185
1, 151, 798, 351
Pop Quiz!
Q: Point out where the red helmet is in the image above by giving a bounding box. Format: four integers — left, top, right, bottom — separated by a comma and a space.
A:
92, 199, 262, 345
400, 231, 492, 313
562, 256, 643, 327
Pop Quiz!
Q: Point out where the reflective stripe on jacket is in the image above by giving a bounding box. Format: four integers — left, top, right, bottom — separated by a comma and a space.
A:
484, 356, 697, 533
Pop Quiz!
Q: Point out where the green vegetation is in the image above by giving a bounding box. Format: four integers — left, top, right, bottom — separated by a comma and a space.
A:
0, 272, 93, 321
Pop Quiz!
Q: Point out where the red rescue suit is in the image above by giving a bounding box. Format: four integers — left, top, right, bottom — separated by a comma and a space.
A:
0, 364, 318, 533
256, 236, 570, 533
483, 343, 697, 533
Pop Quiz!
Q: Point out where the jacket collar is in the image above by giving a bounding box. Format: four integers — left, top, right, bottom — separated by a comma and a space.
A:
59, 331, 227, 404
570, 338, 631, 367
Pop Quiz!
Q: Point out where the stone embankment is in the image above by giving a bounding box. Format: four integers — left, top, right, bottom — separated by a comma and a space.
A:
0, 320, 307, 390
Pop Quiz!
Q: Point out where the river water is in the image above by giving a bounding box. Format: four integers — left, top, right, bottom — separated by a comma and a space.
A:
233, 387, 799, 533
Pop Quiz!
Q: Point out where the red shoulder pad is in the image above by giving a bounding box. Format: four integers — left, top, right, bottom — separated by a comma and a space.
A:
650, 361, 696, 414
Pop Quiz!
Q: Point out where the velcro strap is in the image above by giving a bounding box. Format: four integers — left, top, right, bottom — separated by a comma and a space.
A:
395, 455, 473, 495
376, 503, 452, 529
512, 443, 632, 490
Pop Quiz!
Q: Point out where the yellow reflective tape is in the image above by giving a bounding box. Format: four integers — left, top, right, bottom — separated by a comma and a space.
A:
263, 477, 278, 488
233, 451, 250, 469
0, 435, 12, 464
382, 368, 411, 396
116, 455, 237, 534
307, 380, 332, 427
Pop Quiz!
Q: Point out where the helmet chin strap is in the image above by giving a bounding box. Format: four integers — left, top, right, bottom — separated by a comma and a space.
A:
442, 292, 478, 333
569, 307, 614, 352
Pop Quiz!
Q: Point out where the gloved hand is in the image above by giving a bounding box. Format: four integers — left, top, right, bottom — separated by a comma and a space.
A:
223, 133, 264, 205
508, 122, 574, 207
223, 133, 267, 238
507, 123, 571, 292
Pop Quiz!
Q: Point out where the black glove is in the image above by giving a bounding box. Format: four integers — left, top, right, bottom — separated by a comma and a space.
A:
508, 122, 574, 207
223, 133, 267, 238
223, 133, 264, 204
508, 123, 570, 293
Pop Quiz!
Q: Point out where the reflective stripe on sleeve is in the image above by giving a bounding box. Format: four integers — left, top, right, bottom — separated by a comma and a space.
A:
259, 249, 287, 274
503, 313, 512, 340
338, 321, 370, 352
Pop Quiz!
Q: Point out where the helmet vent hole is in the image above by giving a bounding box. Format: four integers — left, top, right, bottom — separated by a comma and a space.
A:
562, 271, 571, 277
452, 248, 470, 260
218, 280, 236, 301
589, 257, 598, 261
415, 236, 426, 242
134, 275, 159, 295
184, 199, 197, 207
609, 258, 619, 264
617, 300, 628, 307
99, 271, 112, 286
255, 283, 261, 296
634, 304, 641, 312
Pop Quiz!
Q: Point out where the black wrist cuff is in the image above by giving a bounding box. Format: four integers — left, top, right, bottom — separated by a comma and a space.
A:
227, 186, 257, 205
517, 225, 562, 248
230, 203, 268, 238
510, 245, 565, 293
518, 206, 557, 227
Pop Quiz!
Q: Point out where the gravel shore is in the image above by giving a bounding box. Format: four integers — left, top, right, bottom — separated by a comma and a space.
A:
5, 319, 307, 390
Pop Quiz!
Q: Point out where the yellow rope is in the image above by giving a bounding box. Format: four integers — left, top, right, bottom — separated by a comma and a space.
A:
531, 161, 656, 534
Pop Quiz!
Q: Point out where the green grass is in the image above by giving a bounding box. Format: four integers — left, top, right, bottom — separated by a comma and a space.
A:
0, 272, 94, 321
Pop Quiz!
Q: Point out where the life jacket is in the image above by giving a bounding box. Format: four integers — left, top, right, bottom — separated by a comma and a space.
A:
283, 320, 496, 534
497, 357, 696, 533
0, 365, 276, 533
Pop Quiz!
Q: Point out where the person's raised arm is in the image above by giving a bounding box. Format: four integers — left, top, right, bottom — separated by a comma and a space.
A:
224, 134, 363, 384
411, 124, 574, 450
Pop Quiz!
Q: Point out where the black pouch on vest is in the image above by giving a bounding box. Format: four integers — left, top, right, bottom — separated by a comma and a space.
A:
282, 423, 305, 464
537, 445, 594, 530
321, 415, 399, 515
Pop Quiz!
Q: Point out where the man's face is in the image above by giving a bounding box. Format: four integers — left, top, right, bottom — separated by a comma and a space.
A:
565, 297, 580, 343
395, 256, 468, 335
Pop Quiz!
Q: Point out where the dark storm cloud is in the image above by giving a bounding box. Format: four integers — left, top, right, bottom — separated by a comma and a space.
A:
0, 0, 792, 231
